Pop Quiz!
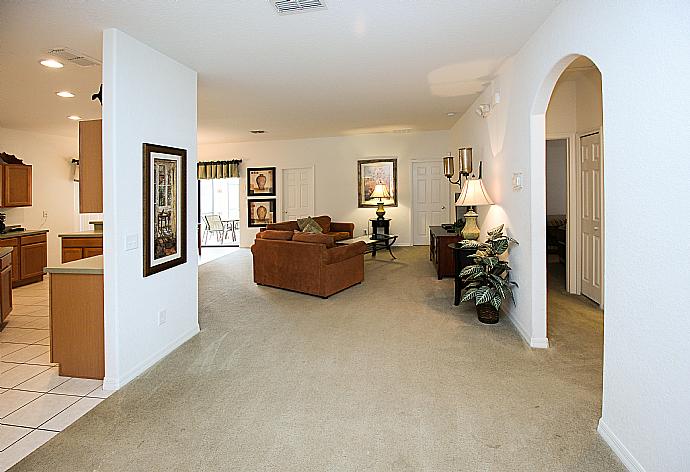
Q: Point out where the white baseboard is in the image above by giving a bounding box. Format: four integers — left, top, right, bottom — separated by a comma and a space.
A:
598, 418, 646, 472
103, 325, 199, 391
507, 312, 549, 349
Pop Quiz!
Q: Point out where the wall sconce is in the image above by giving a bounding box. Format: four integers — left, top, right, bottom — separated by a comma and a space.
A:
443, 147, 474, 186
475, 103, 491, 118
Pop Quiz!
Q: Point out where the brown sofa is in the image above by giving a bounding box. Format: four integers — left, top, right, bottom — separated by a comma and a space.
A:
261, 215, 354, 241
251, 232, 365, 298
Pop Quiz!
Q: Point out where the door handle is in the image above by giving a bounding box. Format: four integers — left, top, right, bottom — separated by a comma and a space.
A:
593, 226, 599, 230
441, 206, 446, 210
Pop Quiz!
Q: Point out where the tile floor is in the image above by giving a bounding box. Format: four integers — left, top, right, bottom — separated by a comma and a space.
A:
0, 277, 111, 470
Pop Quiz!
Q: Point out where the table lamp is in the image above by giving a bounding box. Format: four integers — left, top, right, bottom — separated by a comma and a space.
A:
370, 182, 391, 220
455, 178, 494, 240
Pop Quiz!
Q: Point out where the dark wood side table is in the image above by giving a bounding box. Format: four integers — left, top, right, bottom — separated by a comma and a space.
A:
370, 218, 390, 237
429, 226, 461, 279
449, 243, 476, 305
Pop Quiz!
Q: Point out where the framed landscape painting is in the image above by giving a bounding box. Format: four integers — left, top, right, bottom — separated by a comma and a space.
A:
248, 199, 276, 227
143, 143, 187, 277
247, 167, 276, 196
357, 158, 398, 207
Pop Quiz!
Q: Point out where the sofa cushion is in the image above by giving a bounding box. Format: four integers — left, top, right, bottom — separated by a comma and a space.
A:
293, 232, 335, 248
297, 216, 323, 234
266, 221, 299, 232
312, 216, 331, 233
260, 230, 294, 241
326, 231, 352, 242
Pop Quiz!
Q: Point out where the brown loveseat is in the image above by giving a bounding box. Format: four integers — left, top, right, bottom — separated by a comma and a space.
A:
251, 231, 365, 298
261, 215, 354, 241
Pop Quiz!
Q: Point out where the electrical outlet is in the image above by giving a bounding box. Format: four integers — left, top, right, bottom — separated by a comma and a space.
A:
158, 309, 167, 326
42, 211, 48, 218
363, 229, 368, 235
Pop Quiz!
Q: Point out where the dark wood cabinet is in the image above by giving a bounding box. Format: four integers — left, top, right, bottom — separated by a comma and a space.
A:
1, 164, 32, 207
0, 232, 48, 287
60, 236, 103, 263
429, 226, 461, 279
0, 249, 13, 329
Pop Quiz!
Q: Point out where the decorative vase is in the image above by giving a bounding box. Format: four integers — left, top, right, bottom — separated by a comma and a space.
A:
256, 205, 268, 221
476, 303, 499, 324
256, 173, 267, 190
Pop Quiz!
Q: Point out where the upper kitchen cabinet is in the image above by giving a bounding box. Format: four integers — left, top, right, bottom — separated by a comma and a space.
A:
0, 152, 32, 207
79, 119, 103, 213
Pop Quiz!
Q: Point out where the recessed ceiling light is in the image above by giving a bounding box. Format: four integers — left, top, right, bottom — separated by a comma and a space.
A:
56, 91, 75, 98
250, 130, 265, 134
40, 59, 64, 68
67, 115, 82, 121
447, 112, 457, 117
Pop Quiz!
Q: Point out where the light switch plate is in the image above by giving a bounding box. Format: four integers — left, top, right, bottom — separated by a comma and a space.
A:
125, 233, 138, 251
512, 172, 524, 191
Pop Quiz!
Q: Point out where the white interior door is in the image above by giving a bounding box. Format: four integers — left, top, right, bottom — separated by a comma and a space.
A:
579, 132, 603, 304
282, 167, 314, 221
412, 161, 449, 245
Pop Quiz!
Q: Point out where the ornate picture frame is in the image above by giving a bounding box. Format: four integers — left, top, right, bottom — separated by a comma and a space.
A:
143, 143, 187, 277
247, 167, 276, 196
357, 158, 398, 207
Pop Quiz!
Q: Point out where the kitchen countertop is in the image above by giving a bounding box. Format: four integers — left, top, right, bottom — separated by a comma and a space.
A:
58, 230, 103, 238
44, 255, 103, 275
0, 229, 49, 239
0, 247, 13, 258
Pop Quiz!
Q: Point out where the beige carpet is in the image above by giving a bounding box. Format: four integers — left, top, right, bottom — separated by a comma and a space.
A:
13, 247, 623, 471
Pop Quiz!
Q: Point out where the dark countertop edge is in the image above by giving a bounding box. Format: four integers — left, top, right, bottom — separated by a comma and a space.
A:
0, 229, 49, 239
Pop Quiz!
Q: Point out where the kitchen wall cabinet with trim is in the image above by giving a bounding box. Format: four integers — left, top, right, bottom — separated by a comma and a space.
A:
79, 119, 103, 213
0, 152, 32, 207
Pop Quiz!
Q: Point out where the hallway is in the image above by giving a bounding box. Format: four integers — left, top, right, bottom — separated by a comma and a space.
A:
14, 248, 621, 471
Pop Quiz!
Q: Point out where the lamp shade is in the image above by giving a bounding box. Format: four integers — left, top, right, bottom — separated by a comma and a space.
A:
455, 178, 494, 207
370, 183, 391, 199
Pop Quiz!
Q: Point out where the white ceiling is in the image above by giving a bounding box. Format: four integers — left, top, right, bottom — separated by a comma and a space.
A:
0, 1, 558, 144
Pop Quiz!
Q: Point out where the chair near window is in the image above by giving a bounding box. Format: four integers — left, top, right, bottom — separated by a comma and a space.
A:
203, 214, 226, 244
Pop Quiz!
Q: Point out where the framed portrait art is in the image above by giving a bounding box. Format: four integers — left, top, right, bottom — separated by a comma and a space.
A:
143, 143, 187, 277
247, 167, 276, 196
248, 199, 276, 227
357, 158, 398, 207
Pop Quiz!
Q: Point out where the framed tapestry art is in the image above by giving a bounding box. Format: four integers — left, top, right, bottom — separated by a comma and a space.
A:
248, 199, 276, 227
357, 158, 398, 207
247, 167, 276, 196
143, 143, 187, 277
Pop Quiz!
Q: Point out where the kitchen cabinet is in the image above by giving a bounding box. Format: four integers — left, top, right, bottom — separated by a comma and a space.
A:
79, 119, 103, 213
0, 164, 32, 208
0, 231, 48, 287
0, 248, 13, 330
60, 234, 103, 263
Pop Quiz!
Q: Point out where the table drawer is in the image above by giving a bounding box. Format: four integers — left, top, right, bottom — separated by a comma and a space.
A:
21, 234, 47, 245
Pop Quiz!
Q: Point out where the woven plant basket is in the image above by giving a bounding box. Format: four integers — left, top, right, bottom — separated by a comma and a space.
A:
476, 303, 499, 324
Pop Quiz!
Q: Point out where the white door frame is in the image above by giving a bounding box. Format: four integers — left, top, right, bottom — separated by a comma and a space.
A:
410, 159, 452, 245
546, 133, 578, 294
281, 166, 315, 222
576, 128, 604, 308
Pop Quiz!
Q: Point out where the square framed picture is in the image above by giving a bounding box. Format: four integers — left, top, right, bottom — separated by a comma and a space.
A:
143, 143, 187, 277
247, 167, 276, 196
248, 199, 276, 227
357, 158, 398, 207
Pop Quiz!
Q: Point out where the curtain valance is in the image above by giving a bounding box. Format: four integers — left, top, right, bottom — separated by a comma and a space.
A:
197, 160, 242, 179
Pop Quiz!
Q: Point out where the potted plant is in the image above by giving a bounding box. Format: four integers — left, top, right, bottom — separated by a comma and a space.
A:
459, 225, 518, 324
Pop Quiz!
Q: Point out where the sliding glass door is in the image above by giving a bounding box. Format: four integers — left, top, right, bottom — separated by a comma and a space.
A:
199, 178, 240, 247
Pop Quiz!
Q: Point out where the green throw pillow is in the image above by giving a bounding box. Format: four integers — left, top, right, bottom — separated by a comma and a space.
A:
297, 216, 323, 234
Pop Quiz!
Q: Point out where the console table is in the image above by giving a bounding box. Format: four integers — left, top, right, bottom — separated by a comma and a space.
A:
449, 243, 476, 305
429, 226, 461, 279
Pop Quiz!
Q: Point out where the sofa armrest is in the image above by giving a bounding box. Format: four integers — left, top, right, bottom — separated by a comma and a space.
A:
323, 241, 365, 265
330, 222, 355, 237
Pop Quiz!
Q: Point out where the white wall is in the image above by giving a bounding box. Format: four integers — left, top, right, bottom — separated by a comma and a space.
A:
198, 130, 450, 247
449, 1, 690, 470
0, 127, 79, 266
102, 29, 198, 390
545, 139, 567, 215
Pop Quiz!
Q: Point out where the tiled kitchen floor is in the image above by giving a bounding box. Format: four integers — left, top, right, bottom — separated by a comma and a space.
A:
0, 277, 111, 470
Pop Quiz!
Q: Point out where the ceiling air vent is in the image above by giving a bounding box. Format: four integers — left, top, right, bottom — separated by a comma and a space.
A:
47, 47, 101, 67
271, 0, 327, 15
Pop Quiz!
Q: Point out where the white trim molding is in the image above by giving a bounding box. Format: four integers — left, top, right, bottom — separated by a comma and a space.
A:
507, 312, 549, 349
598, 418, 646, 472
